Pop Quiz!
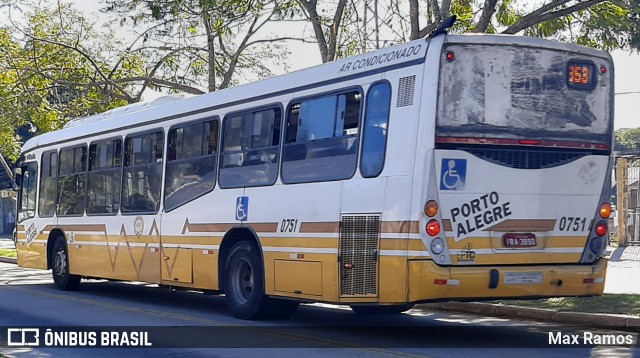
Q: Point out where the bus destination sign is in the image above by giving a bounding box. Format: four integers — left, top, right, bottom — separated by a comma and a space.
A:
567, 60, 596, 90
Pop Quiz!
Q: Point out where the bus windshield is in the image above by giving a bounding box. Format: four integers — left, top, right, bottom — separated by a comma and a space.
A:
436, 43, 612, 145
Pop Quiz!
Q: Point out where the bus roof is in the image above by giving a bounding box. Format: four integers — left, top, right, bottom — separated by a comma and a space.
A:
21, 33, 612, 154
445, 34, 612, 60
22, 36, 431, 154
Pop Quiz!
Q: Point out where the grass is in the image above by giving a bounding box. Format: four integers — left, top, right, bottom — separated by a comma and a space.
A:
0, 248, 16, 258
489, 294, 640, 316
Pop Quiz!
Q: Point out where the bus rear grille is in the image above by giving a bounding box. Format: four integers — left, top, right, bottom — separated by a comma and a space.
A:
339, 215, 380, 296
464, 148, 588, 169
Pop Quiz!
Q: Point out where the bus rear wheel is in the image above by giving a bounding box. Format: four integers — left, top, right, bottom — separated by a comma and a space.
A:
223, 241, 270, 320
350, 304, 414, 314
51, 236, 81, 291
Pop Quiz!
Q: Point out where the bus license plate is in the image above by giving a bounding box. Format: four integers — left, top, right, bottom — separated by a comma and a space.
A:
503, 233, 537, 248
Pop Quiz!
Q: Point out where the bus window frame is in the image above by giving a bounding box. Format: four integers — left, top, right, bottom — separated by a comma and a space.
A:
280, 86, 363, 185
121, 128, 165, 216
86, 136, 124, 217
38, 149, 59, 218
56, 144, 88, 218
164, 116, 220, 212
17, 161, 38, 222
219, 103, 283, 189
360, 80, 393, 178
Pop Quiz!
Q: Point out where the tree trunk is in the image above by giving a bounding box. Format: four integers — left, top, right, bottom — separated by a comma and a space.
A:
409, 0, 419, 40
203, 10, 217, 92
473, 0, 498, 33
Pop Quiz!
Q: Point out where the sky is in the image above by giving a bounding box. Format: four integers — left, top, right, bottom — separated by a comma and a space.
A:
66, 1, 640, 130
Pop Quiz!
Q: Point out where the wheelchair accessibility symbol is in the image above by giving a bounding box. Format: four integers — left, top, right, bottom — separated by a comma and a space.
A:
440, 158, 466, 190
236, 196, 249, 221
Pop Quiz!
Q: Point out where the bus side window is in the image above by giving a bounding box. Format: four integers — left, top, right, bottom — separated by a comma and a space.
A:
282, 90, 361, 184
219, 107, 281, 188
87, 139, 122, 215
122, 131, 163, 213
18, 163, 37, 222
57, 146, 87, 216
38, 151, 58, 217
360, 82, 392, 178
164, 119, 218, 211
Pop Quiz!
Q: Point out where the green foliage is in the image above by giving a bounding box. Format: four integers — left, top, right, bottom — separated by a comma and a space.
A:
450, 0, 476, 33
574, 2, 640, 51
496, 0, 521, 27
497, 0, 640, 51
103, 0, 297, 91
0, 3, 142, 161
615, 128, 640, 151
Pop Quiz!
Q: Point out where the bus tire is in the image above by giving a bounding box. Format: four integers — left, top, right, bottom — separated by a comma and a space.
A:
51, 236, 81, 291
349, 304, 414, 315
223, 241, 269, 320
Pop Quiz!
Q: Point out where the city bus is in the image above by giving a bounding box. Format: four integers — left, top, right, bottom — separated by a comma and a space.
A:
12, 30, 613, 320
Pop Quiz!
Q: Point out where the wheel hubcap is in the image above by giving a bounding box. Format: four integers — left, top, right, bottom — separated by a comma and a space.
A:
54, 250, 66, 278
231, 258, 253, 304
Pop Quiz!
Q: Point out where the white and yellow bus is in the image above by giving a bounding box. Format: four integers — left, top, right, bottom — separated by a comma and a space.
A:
13, 30, 613, 319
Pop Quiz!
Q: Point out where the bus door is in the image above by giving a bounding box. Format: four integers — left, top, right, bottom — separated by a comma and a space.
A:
118, 131, 164, 283
14, 161, 47, 269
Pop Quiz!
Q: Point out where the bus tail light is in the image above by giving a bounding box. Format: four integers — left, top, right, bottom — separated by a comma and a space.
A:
446, 51, 455, 62
583, 277, 595, 284
426, 220, 441, 236
599, 202, 612, 218
518, 139, 541, 145
595, 221, 607, 237
424, 200, 439, 217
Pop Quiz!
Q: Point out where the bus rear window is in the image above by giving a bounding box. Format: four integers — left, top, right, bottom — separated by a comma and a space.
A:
436, 44, 612, 144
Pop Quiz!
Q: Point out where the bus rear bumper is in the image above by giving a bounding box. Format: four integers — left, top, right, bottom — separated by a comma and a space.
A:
407, 258, 607, 302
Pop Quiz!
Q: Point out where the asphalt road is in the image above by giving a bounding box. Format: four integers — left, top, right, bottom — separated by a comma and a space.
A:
0, 263, 637, 357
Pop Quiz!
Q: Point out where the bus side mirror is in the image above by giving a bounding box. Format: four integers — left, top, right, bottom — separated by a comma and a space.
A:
12, 167, 22, 191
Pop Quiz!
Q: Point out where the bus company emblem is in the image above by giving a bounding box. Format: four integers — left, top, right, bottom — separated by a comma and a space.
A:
440, 158, 466, 190
457, 242, 476, 263
134, 216, 144, 237
579, 161, 599, 186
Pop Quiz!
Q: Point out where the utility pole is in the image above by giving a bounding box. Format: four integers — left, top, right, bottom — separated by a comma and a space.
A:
617, 157, 628, 246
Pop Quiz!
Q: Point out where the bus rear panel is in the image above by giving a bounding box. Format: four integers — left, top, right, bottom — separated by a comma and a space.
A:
410, 35, 612, 301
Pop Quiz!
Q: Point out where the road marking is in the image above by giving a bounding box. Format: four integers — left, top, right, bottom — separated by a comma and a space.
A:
2, 283, 431, 356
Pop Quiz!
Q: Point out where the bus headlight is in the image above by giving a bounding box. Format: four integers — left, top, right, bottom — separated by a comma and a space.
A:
430, 237, 445, 255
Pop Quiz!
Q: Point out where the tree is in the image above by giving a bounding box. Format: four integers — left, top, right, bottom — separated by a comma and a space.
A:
298, 1, 640, 63
615, 128, 640, 151
103, 0, 301, 92
0, 3, 147, 159
296, 0, 349, 63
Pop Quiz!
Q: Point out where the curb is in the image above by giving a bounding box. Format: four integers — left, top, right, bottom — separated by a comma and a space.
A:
0, 256, 17, 264
417, 302, 640, 328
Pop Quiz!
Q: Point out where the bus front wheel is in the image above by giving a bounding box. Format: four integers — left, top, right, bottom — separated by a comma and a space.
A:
223, 241, 269, 320
51, 236, 81, 291
350, 304, 414, 314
